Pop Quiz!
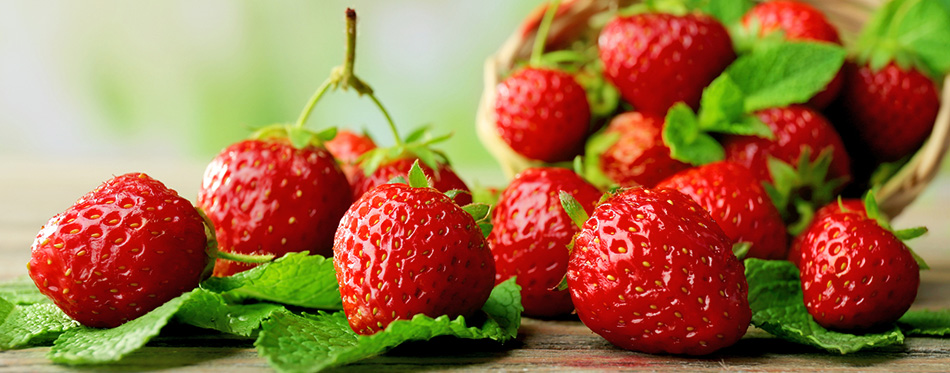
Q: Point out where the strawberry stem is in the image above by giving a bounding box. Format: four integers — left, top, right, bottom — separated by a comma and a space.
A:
294, 8, 402, 146
529, 0, 561, 66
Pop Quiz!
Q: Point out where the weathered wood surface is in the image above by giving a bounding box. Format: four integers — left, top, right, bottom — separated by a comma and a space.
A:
2, 158, 949, 371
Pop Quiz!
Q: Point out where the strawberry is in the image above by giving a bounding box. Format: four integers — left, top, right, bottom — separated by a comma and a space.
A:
723, 105, 850, 185
488, 167, 601, 317
787, 198, 866, 266
28, 173, 210, 328
325, 129, 377, 185
834, 62, 940, 163
741, 0, 843, 108
598, 11, 735, 115
494, 67, 592, 162
351, 157, 472, 207
831, 0, 950, 165
197, 135, 351, 277
797, 194, 925, 331
565, 188, 751, 355
656, 161, 788, 260
598, 111, 691, 188
334, 163, 495, 335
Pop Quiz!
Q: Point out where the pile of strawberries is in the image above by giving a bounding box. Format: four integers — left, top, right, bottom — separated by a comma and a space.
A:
22, 0, 948, 359
487, 0, 945, 354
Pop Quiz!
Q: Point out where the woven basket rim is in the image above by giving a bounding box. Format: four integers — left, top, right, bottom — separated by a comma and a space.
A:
475, 0, 950, 218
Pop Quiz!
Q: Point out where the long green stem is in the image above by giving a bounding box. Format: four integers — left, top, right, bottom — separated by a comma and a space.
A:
294, 77, 334, 128
530, 0, 561, 66
369, 93, 402, 146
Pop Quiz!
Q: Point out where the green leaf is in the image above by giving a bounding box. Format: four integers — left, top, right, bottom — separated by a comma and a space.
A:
0, 297, 79, 349
255, 279, 522, 372
407, 159, 431, 189
387, 176, 408, 185
48, 291, 195, 365
409, 146, 440, 173
360, 148, 388, 176
403, 125, 431, 144
745, 259, 905, 354
698, 74, 746, 128
174, 288, 284, 337
732, 242, 751, 260
559, 191, 590, 230
201, 252, 342, 310
0, 275, 49, 305
856, 0, 950, 78
663, 103, 725, 165
685, 0, 754, 25
727, 42, 846, 112
898, 309, 950, 336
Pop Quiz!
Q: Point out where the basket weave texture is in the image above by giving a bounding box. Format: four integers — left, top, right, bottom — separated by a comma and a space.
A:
476, 0, 950, 218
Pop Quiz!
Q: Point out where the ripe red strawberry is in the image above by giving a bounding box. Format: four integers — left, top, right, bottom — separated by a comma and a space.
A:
741, 0, 843, 108
567, 188, 751, 355
28, 173, 210, 328
494, 67, 592, 162
598, 111, 691, 188
334, 179, 495, 335
488, 167, 601, 317
723, 105, 851, 186
835, 62, 939, 163
599, 12, 735, 115
351, 157, 472, 206
325, 129, 377, 185
656, 161, 788, 260
198, 137, 352, 277
787, 198, 866, 265
797, 208, 921, 330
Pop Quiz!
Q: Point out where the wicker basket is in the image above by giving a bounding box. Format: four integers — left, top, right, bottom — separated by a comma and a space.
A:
476, 0, 950, 218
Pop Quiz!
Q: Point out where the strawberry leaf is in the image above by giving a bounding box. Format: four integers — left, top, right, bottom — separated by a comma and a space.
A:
898, 309, 950, 336
200, 252, 343, 310
663, 103, 725, 165
287, 126, 316, 149
255, 278, 522, 372
387, 176, 408, 185
462, 203, 491, 222
0, 297, 79, 350
744, 259, 905, 354
403, 125, 431, 144
314, 127, 338, 142
726, 42, 846, 112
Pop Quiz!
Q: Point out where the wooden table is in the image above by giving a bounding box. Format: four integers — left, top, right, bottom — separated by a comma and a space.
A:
2, 157, 949, 371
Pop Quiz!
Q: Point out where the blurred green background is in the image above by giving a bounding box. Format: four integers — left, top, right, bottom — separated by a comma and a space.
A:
0, 0, 547, 184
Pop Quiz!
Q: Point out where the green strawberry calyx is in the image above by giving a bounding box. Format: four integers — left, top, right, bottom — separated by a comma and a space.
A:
764, 148, 846, 236
390, 160, 493, 238
854, 0, 950, 80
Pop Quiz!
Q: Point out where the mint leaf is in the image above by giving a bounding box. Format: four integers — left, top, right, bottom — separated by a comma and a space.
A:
0, 275, 49, 305
174, 288, 284, 337
582, 130, 620, 188
0, 297, 79, 349
686, 0, 753, 25
201, 252, 342, 310
697, 74, 773, 138
727, 42, 846, 112
898, 309, 950, 336
256, 278, 522, 372
856, 0, 950, 78
663, 103, 725, 165
745, 259, 905, 354
48, 291, 195, 365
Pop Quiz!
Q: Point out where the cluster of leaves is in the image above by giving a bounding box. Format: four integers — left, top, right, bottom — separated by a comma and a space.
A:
0, 253, 523, 372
